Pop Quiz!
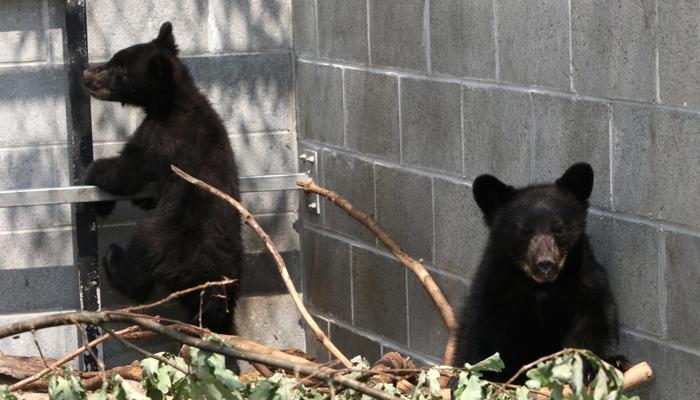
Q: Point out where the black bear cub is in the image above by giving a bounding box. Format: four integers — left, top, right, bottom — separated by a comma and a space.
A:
452, 163, 623, 381
83, 22, 242, 336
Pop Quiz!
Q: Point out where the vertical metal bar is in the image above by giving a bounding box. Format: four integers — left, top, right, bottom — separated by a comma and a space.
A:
64, 0, 101, 371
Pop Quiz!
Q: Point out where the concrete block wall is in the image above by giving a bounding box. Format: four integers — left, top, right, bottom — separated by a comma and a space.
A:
0, 0, 302, 366
294, 1, 700, 397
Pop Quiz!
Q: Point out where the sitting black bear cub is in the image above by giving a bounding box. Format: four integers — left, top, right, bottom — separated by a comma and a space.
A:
83, 22, 242, 335
452, 163, 625, 381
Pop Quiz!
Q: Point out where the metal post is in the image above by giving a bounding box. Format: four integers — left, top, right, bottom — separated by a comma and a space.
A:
64, 0, 101, 371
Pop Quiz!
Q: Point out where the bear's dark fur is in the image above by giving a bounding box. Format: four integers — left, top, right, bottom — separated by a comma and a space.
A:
82, 22, 241, 336
452, 163, 623, 382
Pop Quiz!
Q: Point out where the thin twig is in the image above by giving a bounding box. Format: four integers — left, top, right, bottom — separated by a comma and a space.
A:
30, 330, 51, 371
487, 348, 571, 400
171, 165, 353, 368
199, 290, 205, 329
297, 179, 458, 365
9, 325, 139, 391
124, 278, 236, 313
72, 321, 106, 382
101, 325, 190, 376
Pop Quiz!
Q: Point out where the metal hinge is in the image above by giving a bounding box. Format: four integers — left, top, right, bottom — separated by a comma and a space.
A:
299, 148, 320, 215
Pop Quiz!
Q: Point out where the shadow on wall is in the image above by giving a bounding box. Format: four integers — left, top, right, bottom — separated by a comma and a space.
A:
84, 0, 290, 61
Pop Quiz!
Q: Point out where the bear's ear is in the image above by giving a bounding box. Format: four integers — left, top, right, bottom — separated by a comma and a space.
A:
155, 22, 178, 54
472, 174, 515, 218
148, 54, 174, 81
556, 162, 594, 202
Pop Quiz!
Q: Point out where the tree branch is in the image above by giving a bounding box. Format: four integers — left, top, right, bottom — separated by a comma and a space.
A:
9, 326, 139, 392
297, 179, 458, 364
123, 278, 236, 313
171, 165, 352, 368
0, 311, 393, 400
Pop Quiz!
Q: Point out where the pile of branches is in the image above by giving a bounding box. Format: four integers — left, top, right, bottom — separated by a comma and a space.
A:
0, 166, 653, 399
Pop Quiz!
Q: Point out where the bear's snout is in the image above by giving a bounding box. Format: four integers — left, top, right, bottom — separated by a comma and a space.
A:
83, 66, 112, 100
526, 234, 563, 283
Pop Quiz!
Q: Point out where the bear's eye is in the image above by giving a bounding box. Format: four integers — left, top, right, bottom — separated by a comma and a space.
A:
552, 222, 564, 234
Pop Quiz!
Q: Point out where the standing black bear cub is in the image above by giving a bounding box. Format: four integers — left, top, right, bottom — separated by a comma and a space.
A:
452, 163, 623, 381
83, 22, 242, 335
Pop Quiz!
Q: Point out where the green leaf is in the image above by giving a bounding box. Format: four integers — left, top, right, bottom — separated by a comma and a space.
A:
249, 380, 276, 400
551, 358, 573, 382
467, 353, 505, 374
457, 375, 484, 400
0, 386, 17, 400
114, 374, 149, 400
571, 353, 584, 395
515, 386, 530, 400
592, 369, 609, 400
426, 369, 442, 397
92, 382, 110, 400
48, 372, 85, 400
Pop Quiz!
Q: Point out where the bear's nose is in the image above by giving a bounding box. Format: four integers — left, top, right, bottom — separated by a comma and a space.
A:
535, 260, 556, 276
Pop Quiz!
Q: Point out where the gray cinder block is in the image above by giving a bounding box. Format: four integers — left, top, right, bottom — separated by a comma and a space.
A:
209, 0, 291, 52
0, 229, 74, 269
0, 66, 67, 146
87, 0, 209, 60
587, 215, 662, 336
571, 0, 656, 101
369, 0, 426, 71
0, 147, 57, 190
401, 78, 462, 174
322, 150, 376, 244
304, 315, 330, 363
186, 54, 292, 135
90, 99, 140, 143
433, 178, 486, 279
612, 104, 700, 227
665, 232, 700, 349
292, 0, 317, 57
375, 165, 433, 262
301, 229, 352, 321
407, 270, 466, 359
658, 1, 700, 109
532, 94, 610, 207
463, 87, 531, 183
230, 132, 298, 177
330, 322, 382, 363
351, 246, 407, 344
0, 0, 46, 63
430, 0, 495, 79
497, 0, 570, 90
295, 62, 344, 145
242, 212, 299, 254
621, 332, 700, 399
0, 266, 80, 314
236, 294, 306, 351
318, 0, 368, 63
345, 70, 400, 162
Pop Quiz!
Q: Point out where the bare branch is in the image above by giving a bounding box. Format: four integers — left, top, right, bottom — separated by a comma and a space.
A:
73, 321, 107, 382
102, 325, 190, 376
0, 311, 394, 400
171, 165, 352, 368
123, 278, 236, 313
9, 325, 139, 392
297, 179, 458, 364
30, 330, 51, 371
